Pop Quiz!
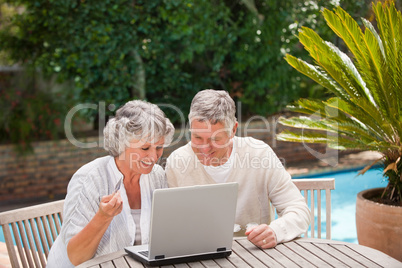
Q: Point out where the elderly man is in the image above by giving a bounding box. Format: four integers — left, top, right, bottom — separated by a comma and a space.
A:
166, 89, 310, 249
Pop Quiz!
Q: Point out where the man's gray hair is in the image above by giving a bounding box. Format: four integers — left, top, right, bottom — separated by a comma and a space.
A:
103, 100, 175, 157
188, 89, 237, 134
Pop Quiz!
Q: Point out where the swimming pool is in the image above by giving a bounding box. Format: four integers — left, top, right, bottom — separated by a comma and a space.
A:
0, 167, 386, 245
295, 167, 387, 243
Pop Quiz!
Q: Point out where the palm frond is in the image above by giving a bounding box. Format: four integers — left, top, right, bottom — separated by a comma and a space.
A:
325, 97, 394, 141
285, 98, 380, 140
279, 115, 376, 144
277, 129, 397, 152
323, 6, 371, 72
323, 6, 390, 114
285, 99, 328, 116
360, 18, 389, 114
295, 27, 389, 125
364, 4, 402, 140
375, 2, 399, 69
323, 6, 402, 136
277, 130, 367, 150
278, 1, 402, 201
371, 3, 401, 131
284, 54, 348, 100
298, 27, 369, 102
278, 116, 338, 132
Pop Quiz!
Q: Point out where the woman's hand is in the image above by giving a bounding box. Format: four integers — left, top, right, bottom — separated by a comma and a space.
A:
245, 224, 277, 249
98, 191, 123, 218
67, 191, 123, 266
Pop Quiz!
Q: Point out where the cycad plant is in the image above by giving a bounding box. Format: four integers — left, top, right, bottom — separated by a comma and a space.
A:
277, 1, 402, 205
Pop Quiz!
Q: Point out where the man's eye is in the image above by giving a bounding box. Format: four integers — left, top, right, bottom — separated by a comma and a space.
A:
156, 146, 163, 150
142, 147, 150, 151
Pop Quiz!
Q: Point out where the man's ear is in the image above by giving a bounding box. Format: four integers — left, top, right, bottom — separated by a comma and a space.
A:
231, 122, 238, 138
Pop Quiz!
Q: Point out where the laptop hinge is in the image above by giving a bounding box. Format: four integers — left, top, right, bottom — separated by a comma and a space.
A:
155, 255, 165, 260
217, 247, 227, 252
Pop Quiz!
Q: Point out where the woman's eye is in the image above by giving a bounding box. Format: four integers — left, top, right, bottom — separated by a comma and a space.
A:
142, 147, 150, 151
156, 146, 163, 150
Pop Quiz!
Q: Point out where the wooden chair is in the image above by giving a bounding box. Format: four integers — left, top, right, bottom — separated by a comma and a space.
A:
293, 178, 335, 239
0, 200, 64, 268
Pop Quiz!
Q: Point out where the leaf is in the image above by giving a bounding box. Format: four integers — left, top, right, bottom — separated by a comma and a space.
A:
278, 116, 338, 132
325, 97, 393, 142
284, 54, 347, 100
276, 129, 367, 150
384, 163, 398, 174
357, 157, 383, 176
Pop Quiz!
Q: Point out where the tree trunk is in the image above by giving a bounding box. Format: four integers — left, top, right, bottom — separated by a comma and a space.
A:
131, 50, 146, 99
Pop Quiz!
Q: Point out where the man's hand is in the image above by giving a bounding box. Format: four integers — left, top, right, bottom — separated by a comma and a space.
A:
245, 224, 277, 249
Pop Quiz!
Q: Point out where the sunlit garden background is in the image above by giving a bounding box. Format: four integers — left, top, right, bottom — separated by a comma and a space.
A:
0, 0, 382, 152
1, 0, 400, 257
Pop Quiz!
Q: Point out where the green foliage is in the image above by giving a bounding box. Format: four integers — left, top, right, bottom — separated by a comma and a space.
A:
0, 0, 373, 152
277, 1, 402, 204
0, 1, 365, 118
0, 69, 73, 153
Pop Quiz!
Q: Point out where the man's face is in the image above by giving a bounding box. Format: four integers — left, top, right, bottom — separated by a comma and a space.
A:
190, 120, 237, 166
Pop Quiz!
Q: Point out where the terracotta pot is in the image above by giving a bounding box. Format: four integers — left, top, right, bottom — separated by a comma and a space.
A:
356, 187, 402, 261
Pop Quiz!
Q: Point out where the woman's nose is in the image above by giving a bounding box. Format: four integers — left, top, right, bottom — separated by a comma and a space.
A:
148, 149, 159, 162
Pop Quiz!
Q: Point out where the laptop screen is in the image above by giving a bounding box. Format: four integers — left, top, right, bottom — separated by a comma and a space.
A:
148, 182, 238, 259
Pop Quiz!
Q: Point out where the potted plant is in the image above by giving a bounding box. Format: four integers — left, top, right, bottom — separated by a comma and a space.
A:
276, 1, 402, 260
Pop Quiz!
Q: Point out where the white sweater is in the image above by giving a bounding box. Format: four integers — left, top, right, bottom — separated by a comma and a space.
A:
47, 156, 167, 267
166, 136, 310, 243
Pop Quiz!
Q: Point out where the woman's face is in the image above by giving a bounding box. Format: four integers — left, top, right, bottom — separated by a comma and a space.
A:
119, 137, 165, 175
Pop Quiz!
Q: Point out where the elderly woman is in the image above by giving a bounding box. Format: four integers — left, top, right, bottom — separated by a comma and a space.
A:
47, 100, 174, 267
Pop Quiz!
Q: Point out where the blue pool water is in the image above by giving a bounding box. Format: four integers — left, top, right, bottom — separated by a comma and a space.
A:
295, 167, 387, 243
0, 226, 3, 243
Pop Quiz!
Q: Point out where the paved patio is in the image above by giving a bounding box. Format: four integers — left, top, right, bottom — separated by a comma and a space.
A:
0, 150, 383, 267
286, 150, 382, 177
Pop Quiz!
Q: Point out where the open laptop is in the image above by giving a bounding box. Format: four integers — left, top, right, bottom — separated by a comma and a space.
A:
124, 182, 238, 266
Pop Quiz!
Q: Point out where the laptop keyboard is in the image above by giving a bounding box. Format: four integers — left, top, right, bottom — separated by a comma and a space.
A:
138, 250, 149, 257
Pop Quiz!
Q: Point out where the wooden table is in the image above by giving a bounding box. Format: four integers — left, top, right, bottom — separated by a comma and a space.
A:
77, 237, 401, 268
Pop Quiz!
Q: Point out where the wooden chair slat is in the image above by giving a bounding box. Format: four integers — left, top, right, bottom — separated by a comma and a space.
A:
326, 188, 332, 239
17, 221, 33, 268
59, 212, 64, 224
317, 190, 322, 239
302, 189, 308, 237
292, 178, 335, 239
47, 214, 58, 242
310, 189, 315, 238
23, 219, 41, 267
36, 216, 50, 256
40, 215, 53, 249
29, 218, 47, 266
3, 223, 20, 268
0, 200, 65, 267
11, 222, 26, 268
54, 212, 62, 234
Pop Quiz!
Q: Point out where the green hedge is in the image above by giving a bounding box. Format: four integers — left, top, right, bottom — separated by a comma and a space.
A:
0, 0, 372, 150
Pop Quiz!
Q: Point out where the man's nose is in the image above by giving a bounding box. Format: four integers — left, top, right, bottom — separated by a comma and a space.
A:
199, 143, 212, 153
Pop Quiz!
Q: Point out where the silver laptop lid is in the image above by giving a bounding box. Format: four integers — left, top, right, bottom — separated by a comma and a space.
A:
148, 182, 238, 260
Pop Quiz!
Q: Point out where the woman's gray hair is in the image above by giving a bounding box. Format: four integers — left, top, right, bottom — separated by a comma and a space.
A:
188, 89, 237, 135
103, 100, 175, 157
